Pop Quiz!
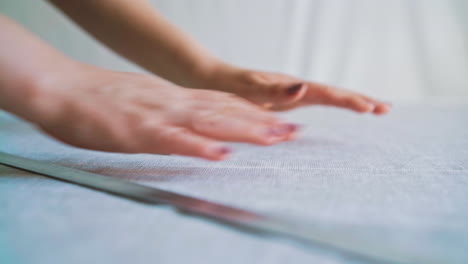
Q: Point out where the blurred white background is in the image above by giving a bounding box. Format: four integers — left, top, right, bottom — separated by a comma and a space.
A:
1, 0, 467, 103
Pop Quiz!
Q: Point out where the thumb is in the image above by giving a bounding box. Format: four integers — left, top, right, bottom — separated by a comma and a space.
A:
283, 83, 308, 103
261, 82, 307, 109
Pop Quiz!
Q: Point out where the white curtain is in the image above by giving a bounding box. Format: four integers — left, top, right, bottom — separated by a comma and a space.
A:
1, 0, 467, 102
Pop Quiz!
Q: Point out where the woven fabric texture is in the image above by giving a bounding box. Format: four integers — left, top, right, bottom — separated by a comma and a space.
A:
1, 104, 467, 264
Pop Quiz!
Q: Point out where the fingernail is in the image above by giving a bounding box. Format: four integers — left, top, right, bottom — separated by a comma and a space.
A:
286, 83, 305, 95
216, 146, 232, 155
287, 123, 300, 132
267, 123, 299, 137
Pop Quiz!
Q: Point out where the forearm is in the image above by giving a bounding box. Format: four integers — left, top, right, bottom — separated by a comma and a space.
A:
48, 0, 223, 88
0, 15, 76, 121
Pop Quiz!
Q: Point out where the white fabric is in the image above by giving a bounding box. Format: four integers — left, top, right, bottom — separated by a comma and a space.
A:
1, 104, 467, 264
1, 0, 467, 102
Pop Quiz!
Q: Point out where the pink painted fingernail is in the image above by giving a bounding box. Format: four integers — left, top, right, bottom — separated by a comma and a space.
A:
286, 83, 305, 95
267, 123, 299, 137
286, 123, 300, 132
217, 146, 232, 155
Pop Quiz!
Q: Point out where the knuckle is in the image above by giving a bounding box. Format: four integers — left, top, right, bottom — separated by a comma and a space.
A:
142, 126, 189, 154
193, 110, 221, 126
158, 127, 192, 142
122, 109, 145, 125
135, 118, 160, 133
317, 85, 332, 95
161, 126, 190, 139
242, 71, 262, 84
345, 97, 361, 106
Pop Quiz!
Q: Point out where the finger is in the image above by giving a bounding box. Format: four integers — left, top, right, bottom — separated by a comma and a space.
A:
189, 109, 298, 145
361, 96, 392, 115
278, 82, 308, 104
324, 94, 374, 113
141, 126, 231, 161
305, 83, 375, 113
247, 81, 308, 106
373, 103, 391, 115
216, 102, 283, 124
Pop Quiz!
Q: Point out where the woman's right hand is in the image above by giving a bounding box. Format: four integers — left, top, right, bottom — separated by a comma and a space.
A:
22, 64, 298, 160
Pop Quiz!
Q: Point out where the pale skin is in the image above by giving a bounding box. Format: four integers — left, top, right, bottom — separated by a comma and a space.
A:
0, 0, 390, 161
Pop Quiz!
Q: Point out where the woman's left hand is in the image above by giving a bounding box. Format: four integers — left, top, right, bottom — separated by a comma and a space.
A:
197, 64, 391, 114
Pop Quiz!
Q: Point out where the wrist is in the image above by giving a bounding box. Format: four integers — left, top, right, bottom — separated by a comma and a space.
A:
1, 60, 82, 125
0, 70, 46, 120
186, 60, 240, 90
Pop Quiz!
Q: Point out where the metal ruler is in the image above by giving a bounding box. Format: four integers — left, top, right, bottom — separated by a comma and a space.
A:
0, 151, 437, 264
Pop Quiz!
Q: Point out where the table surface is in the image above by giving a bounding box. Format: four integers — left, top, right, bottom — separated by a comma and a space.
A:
1, 104, 467, 264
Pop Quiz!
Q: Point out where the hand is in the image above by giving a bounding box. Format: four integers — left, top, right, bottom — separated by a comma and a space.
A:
25, 64, 299, 160
197, 64, 391, 113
